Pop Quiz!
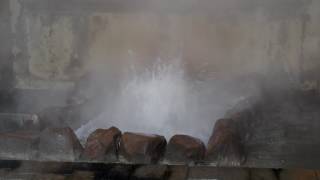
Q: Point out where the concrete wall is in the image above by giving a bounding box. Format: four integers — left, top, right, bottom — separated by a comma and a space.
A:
0, 0, 13, 90
8, 0, 320, 89
2, 0, 320, 111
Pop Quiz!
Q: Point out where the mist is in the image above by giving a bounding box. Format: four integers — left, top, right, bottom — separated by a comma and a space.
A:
4, 0, 320, 144
74, 56, 261, 143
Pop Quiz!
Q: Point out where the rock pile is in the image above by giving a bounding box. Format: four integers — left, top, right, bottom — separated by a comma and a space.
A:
0, 117, 247, 166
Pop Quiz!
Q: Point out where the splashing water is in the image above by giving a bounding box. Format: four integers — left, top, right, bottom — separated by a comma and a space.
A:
75, 59, 248, 143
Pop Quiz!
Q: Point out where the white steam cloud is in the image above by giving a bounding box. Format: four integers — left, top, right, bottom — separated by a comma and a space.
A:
76, 58, 255, 143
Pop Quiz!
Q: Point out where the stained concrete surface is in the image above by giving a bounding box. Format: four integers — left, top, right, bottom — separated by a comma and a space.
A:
1, 0, 320, 169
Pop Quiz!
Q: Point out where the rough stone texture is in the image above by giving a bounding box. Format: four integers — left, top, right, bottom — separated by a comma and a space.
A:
242, 90, 320, 168
189, 167, 250, 180
250, 169, 278, 180
132, 165, 169, 180
11, 0, 320, 92
206, 118, 245, 166
81, 127, 121, 162
38, 127, 83, 161
0, 131, 39, 160
119, 132, 167, 164
280, 169, 320, 180
165, 134, 205, 163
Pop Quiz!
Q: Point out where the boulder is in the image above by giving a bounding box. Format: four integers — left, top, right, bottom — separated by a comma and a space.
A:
119, 132, 167, 164
206, 118, 245, 166
132, 165, 169, 180
38, 127, 83, 161
81, 127, 121, 162
165, 134, 205, 163
0, 131, 39, 160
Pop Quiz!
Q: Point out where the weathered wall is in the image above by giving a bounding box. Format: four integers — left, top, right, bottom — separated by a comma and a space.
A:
0, 0, 13, 90
3, 0, 320, 112
8, 0, 320, 89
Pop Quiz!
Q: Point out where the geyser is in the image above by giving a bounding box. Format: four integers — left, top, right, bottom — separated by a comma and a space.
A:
76, 58, 253, 143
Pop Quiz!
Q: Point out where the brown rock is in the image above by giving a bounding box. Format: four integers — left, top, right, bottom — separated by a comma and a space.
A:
132, 165, 169, 180
165, 134, 205, 163
81, 127, 121, 161
39, 127, 83, 161
280, 169, 320, 180
119, 132, 167, 163
0, 131, 39, 160
206, 118, 245, 166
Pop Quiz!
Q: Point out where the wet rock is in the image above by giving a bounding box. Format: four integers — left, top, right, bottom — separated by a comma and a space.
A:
39, 127, 83, 161
119, 132, 167, 164
81, 127, 121, 162
280, 169, 320, 180
206, 118, 245, 166
0, 131, 39, 160
165, 134, 205, 163
132, 165, 169, 180
250, 169, 277, 180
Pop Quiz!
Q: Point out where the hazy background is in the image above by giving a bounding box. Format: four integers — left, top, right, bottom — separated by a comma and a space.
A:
1, 0, 320, 142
